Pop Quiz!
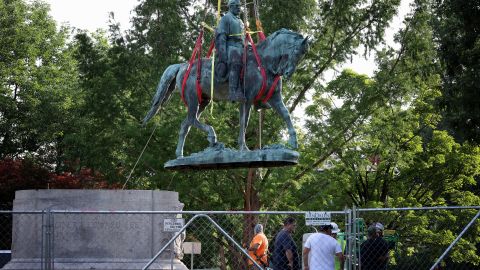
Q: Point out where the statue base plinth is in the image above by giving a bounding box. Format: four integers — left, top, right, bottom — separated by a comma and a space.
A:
165, 144, 299, 171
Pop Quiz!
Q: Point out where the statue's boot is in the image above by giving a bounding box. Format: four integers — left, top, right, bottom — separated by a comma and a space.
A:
228, 64, 246, 103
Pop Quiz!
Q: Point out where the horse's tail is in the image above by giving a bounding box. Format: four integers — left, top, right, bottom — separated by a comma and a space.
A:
142, 63, 182, 126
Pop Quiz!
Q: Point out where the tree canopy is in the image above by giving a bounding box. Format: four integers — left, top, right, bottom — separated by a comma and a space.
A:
1, 0, 479, 267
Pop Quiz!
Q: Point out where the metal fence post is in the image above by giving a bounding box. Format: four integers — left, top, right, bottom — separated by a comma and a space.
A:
429, 209, 480, 270
356, 206, 362, 270
47, 209, 53, 270
170, 241, 174, 270
51, 211, 55, 270
41, 210, 45, 270
42, 209, 53, 270
351, 205, 357, 270
348, 208, 353, 270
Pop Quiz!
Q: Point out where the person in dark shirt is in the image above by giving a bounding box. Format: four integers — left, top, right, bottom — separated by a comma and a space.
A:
360, 223, 389, 270
271, 217, 300, 270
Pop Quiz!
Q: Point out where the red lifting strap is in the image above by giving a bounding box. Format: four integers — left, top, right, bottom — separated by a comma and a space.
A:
263, 75, 281, 103
247, 33, 281, 104
246, 33, 267, 103
181, 30, 205, 106
206, 38, 216, 58
195, 34, 203, 104
258, 31, 266, 42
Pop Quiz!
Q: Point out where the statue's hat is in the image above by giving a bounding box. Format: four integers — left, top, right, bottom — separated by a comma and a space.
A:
228, 0, 241, 6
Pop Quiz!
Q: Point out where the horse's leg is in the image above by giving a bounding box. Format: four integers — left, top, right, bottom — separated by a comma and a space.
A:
176, 115, 194, 158
176, 87, 203, 157
269, 94, 298, 149
238, 103, 252, 151
194, 99, 217, 147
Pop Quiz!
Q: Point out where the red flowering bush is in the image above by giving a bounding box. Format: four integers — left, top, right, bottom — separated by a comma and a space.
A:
0, 158, 121, 205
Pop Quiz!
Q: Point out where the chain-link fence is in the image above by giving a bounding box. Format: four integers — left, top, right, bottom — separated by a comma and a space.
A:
354, 207, 480, 270
0, 207, 478, 270
47, 211, 349, 270
157, 211, 350, 270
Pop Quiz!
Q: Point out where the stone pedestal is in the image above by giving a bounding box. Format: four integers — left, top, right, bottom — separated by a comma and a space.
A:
3, 190, 188, 270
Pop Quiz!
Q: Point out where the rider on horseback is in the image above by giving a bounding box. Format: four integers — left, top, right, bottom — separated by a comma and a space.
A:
215, 0, 246, 103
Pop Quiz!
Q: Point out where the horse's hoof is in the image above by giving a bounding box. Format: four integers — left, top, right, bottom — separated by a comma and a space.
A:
211, 142, 225, 149
288, 142, 298, 149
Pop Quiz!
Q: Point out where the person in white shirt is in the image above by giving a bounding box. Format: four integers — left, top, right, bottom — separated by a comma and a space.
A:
303, 224, 344, 270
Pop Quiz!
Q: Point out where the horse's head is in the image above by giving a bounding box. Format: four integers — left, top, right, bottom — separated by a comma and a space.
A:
261, 29, 310, 79
283, 35, 310, 79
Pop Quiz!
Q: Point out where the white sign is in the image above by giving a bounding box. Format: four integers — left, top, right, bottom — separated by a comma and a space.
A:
183, 242, 202, 254
305, 211, 331, 226
163, 218, 185, 232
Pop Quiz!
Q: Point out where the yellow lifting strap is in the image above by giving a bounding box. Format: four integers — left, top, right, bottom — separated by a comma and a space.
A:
201, 22, 215, 32
256, 19, 264, 33
208, 0, 222, 115
228, 30, 263, 36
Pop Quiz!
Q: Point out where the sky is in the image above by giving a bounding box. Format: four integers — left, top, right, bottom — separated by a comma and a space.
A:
45, 0, 414, 77
45, 0, 138, 32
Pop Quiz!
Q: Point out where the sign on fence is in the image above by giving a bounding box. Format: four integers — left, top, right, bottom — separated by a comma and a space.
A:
163, 218, 185, 232
183, 242, 201, 254
305, 211, 331, 226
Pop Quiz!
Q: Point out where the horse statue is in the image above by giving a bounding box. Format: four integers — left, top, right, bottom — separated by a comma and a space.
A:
143, 29, 309, 159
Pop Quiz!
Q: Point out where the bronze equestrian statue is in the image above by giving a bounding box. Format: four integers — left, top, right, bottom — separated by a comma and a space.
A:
142, 28, 309, 158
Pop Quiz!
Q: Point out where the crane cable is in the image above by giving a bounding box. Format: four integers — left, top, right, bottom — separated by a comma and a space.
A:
252, 0, 265, 149
123, 1, 211, 189
253, 0, 265, 41
209, 0, 222, 115
122, 114, 161, 189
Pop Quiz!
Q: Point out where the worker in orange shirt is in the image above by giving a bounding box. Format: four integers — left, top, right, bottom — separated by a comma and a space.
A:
248, 224, 269, 269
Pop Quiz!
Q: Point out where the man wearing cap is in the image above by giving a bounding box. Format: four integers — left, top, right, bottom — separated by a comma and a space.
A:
303, 223, 344, 270
330, 222, 340, 237
215, 0, 246, 102
248, 224, 269, 269
360, 223, 389, 270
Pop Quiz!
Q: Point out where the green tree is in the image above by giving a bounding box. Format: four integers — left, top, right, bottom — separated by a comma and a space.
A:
59, 0, 197, 181
294, 1, 480, 266
433, 0, 480, 143
0, 0, 79, 167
